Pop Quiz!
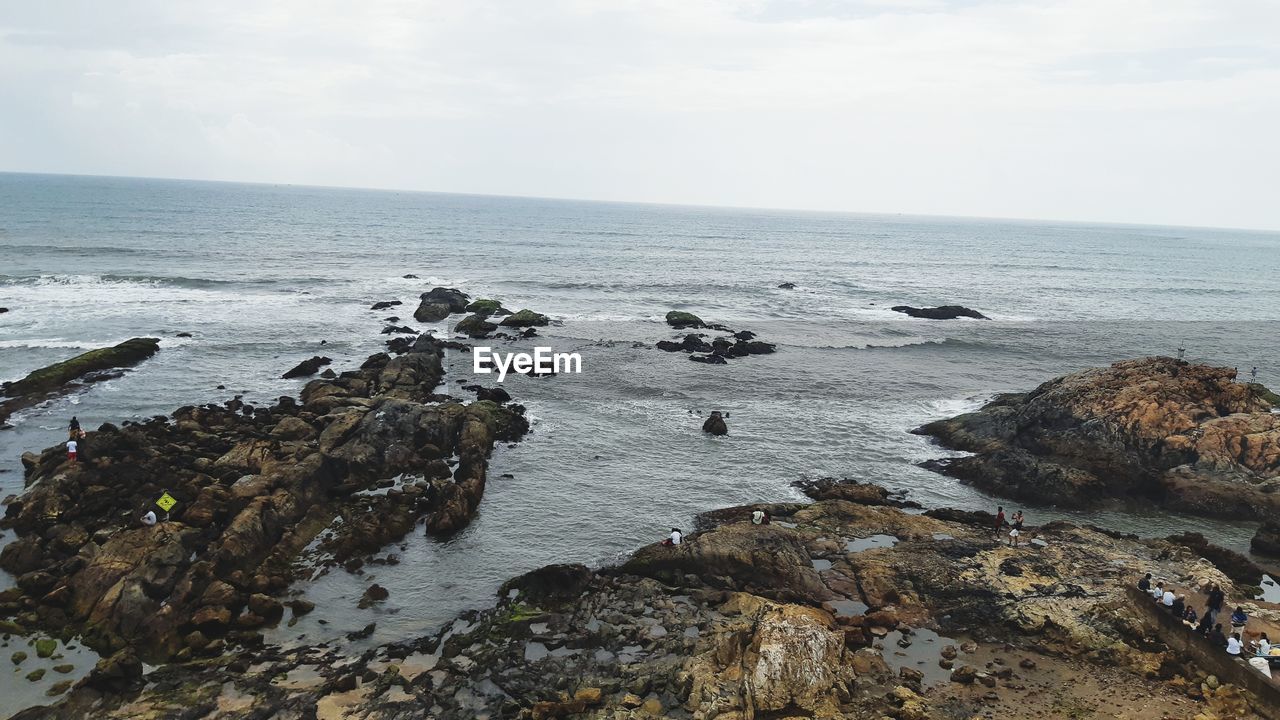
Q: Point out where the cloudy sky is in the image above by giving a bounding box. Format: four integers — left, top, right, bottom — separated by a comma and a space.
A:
2, 1, 1278, 229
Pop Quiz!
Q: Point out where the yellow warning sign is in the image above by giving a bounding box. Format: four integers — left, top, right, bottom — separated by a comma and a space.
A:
156, 492, 177, 513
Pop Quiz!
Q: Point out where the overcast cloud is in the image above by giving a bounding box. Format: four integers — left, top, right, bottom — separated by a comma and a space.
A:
2, 1, 1278, 229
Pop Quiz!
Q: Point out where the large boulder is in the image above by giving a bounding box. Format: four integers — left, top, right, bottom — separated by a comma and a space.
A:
419, 287, 470, 313
665, 311, 705, 329
702, 411, 728, 436
413, 301, 452, 323
684, 595, 853, 718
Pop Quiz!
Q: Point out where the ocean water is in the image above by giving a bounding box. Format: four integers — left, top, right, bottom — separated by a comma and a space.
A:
2, 173, 1279, 707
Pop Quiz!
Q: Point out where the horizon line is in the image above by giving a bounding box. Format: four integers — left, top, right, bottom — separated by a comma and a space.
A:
3, 168, 1278, 236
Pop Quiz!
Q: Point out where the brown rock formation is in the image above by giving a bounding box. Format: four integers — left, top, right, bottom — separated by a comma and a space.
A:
0, 330, 527, 663
915, 357, 1280, 519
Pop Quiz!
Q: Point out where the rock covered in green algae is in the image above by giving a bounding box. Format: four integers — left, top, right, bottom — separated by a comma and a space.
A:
498, 309, 550, 327
664, 310, 704, 328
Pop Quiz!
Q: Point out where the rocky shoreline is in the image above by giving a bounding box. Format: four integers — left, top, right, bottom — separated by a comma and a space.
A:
8, 478, 1276, 719
915, 357, 1280, 521
0, 288, 531, 678
5, 328, 1280, 719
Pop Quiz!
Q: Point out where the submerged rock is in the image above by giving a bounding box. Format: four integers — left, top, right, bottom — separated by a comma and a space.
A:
890, 305, 987, 320
916, 357, 1280, 520
369, 300, 402, 310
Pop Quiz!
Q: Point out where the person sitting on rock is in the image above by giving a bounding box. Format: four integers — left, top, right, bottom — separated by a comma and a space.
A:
141, 510, 157, 526
1252, 632, 1271, 655
1161, 587, 1175, 607
661, 528, 682, 546
751, 509, 771, 525
1138, 573, 1152, 592
1231, 606, 1248, 630
1196, 609, 1213, 635
1170, 594, 1186, 617
1210, 623, 1228, 648
1183, 606, 1198, 626
1227, 632, 1243, 656
1151, 581, 1165, 601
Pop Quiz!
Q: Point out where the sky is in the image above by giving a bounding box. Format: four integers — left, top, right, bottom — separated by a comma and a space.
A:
1, 0, 1279, 229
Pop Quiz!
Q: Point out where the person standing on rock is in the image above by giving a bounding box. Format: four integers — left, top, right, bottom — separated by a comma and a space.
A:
994, 507, 1006, 538
1207, 584, 1226, 617
66, 438, 78, 463
68, 416, 81, 440
1008, 510, 1024, 547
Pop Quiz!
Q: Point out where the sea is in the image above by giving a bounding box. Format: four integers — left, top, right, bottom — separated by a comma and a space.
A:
1, 172, 1279, 712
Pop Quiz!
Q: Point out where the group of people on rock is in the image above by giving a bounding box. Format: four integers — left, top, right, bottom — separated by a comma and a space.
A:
1139, 573, 1279, 663
66, 416, 84, 462
993, 506, 1025, 547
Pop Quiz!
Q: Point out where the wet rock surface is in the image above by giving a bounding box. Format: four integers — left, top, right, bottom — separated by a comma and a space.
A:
15, 485, 1263, 720
281, 355, 332, 378
656, 313, 776, 364
916, 357, 1280, 520
0, 311, 528, 666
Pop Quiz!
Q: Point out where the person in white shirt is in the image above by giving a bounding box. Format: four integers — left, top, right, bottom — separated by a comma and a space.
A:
66, 439, 78, 462
1227, 633, 1243, 655
1255, 633, 1271, 655
1151, 581, 1165, 601
669, 528, 682, 545
1162, 589, 1175, 606
141, 510, 157, 526
752, 510, 766, 525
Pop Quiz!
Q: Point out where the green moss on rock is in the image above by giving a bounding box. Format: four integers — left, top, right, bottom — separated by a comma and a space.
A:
2, 338, 161, 397
455, 313, 497, 338
35, 637, 57, 658
1248, 382, 1280, 407
465, 298, 504, 315
664, 311, 704, 329
498, 309, 550, 327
